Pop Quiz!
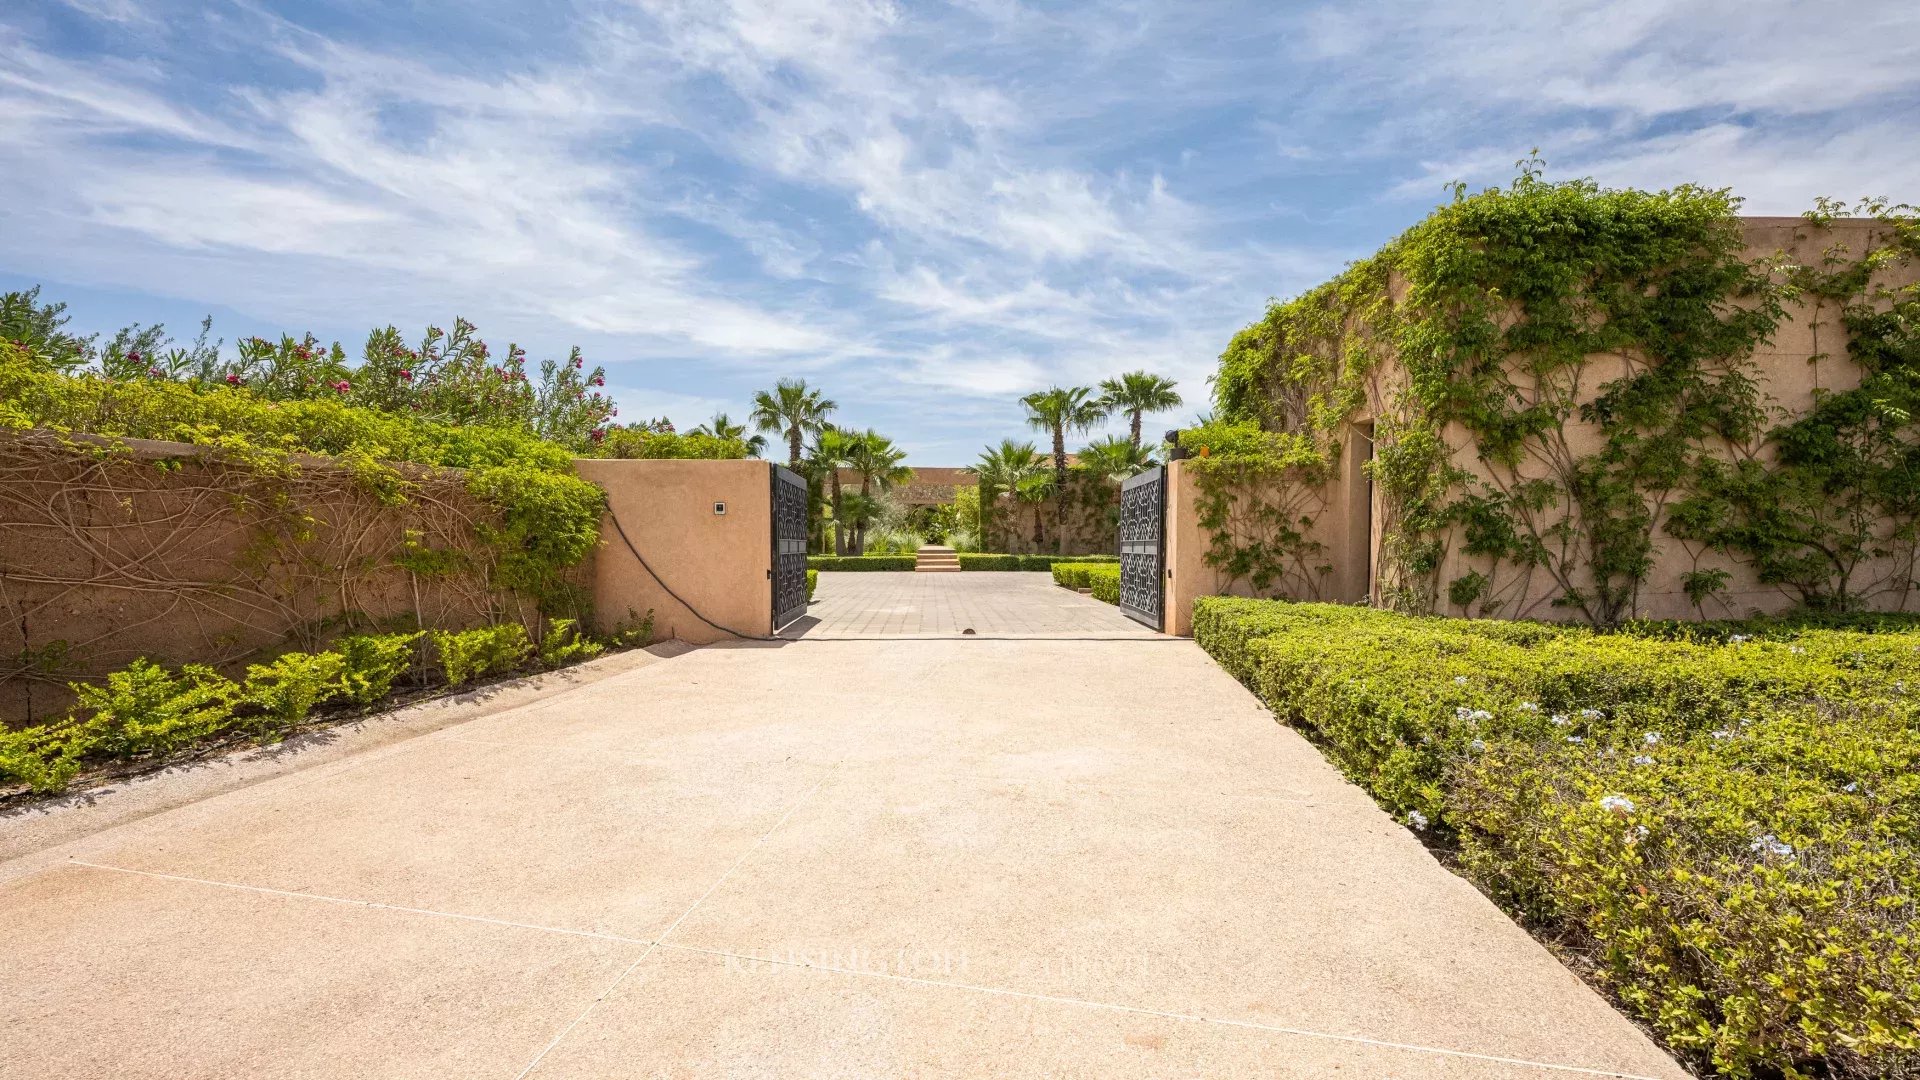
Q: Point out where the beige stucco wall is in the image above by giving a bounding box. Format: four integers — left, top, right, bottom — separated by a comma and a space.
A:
574, 458, 774, 644
1173, 216, 1919, 630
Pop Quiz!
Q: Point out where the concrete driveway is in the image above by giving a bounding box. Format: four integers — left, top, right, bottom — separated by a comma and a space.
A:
784, 569, 1160, 638
0, 632, 1684, 1078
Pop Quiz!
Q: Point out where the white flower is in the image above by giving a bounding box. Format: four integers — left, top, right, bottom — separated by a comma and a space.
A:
1470, 738, 1487, 752
1728, 633, 1750, 644
1711, 729, 1734, 740
1750, 835, 1794, 858
1842, 782, 1859, 793
1406, 810, 1429, 830
1453, 676, 1468, 685
1642, 732, 1661, 746
1566, 735, 1585, 745
1788, 645, 1807, 656
1633, 825, 1650, 840
1518, 701, 1541, 713
1468, 709, 1493, 722
1455, 707, 1472, 721
1550, 714, 1570, 727
1579, 708, 1605, 721
1632, 755, 1654, 766
1598, 794, 1635, 814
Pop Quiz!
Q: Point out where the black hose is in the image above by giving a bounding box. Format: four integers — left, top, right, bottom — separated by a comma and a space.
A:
605, 506, 778, 642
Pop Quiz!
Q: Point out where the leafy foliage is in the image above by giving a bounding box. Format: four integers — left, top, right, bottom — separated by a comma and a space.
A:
1208, 166, 1917, 625
1193, 597, 1920, 1078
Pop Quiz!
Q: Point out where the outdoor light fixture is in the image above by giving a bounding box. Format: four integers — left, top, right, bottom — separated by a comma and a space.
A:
713, 501, 727, 515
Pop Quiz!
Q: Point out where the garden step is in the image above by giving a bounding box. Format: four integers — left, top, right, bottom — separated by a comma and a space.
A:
915, 546, 960, 572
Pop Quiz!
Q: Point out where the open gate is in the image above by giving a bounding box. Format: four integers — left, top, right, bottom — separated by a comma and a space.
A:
1118, 466, 1165, 630
771, 464, 810, 630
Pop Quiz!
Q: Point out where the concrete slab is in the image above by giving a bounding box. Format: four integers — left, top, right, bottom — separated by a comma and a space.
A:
524, 947, 1614, 1080
0, 636, 1686, 1079
0, 864, 643, 1080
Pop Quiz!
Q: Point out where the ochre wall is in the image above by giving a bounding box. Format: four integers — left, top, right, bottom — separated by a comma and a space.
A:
0, 432, 524, 725
575, 458, 774, 644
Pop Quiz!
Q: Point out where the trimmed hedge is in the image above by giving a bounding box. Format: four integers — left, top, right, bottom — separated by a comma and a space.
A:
960, 553, 1118, 571
1086, 564, 1121, 604
1051, 561, 1122, 603
1193, 598, 1920, 1079
806, 555, 916, 571
806, 568, 818, 600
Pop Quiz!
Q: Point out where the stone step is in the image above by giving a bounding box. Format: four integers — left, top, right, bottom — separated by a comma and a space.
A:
915, 546, 961, 573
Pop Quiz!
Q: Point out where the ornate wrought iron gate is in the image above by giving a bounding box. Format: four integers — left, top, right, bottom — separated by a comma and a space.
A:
771, 464, 810, 630
1118, 466, 1166, 629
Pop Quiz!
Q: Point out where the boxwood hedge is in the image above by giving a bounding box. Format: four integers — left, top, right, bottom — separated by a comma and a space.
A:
960, 553, 1118, 571
806, 555, 916, 571
1192, 597, 1920, 1079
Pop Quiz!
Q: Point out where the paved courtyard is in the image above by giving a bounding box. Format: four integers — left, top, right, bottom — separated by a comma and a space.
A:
784, 569, 1160, 638
0, 588, 1685, 1078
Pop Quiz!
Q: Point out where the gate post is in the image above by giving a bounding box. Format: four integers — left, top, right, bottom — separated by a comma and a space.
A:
1160, 459, 1203, 636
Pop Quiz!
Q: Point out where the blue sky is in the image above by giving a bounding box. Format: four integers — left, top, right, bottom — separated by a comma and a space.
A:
4, 1, 1916, 464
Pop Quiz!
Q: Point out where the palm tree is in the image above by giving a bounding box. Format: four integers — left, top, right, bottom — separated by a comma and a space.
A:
1014, 470, 1056, 549
749, 378, 836, 469
1097, 371, 1182, 449
811, 424, 860, 555
693, 412, 767, 456
1021, 386, 1108, 552
963, 439, 1045, 548
846, 429, 912, 554
1077, 435, 1156, 482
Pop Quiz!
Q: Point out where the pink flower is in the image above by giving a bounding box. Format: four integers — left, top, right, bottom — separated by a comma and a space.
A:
128, 350, 143, 363
398, 369, 413, 381
146, 366, 162, 378
333, 380, 351, 393
590, 428, 605, 443
225, 373, 243, 385
592, 375, 604, 386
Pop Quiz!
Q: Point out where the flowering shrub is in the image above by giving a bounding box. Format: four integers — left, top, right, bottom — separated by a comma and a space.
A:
1193, 597, 1920, 1078
588, 424, 752, 459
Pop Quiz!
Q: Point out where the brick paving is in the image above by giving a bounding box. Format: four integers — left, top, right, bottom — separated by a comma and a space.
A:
784, 570, 1161, 638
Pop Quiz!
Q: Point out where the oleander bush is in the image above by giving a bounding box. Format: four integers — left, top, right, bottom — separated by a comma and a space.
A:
807, 555, 916, 571
1193, 597, 1920, 1078
0, 622, 619, 796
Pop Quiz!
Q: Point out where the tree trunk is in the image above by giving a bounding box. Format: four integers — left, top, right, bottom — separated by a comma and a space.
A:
1052, 425, 1067, 554
1129, 410, 1142, 449
1031, 502, 1044, 547
830, 471, 846, 556
788, 426, 802, 470
856, 477, 871, 554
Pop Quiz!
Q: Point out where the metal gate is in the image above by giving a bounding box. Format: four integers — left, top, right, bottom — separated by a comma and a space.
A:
1118, 466, 1165, 629
771, 464, 810, 630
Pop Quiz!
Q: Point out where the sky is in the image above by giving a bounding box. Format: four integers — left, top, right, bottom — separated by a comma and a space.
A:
3, 1, 1917, 464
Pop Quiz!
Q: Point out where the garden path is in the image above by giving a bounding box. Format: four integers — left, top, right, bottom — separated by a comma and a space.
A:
0, 629, 1685, 1078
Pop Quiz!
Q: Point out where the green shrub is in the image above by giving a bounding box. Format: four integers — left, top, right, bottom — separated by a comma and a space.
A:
1051, 563, 1090, 589
1193, 597, 1920, 1078
432, 624, 533, 686
537, 619, 603, 668
75, 658, 240, 758
242, 650, 349, 734
806, 568, 819, 600
806, 555, 915, 571
957, 553, 1022, 570
959, 553, 1118, 571
335, 632, 421, 705
0, 721, 95, 793
1086, 564, 1121, 604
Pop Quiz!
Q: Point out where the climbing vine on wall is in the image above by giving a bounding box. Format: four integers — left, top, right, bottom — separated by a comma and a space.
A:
1180, 420, 1336, 599
1209, 159, 1918, 626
